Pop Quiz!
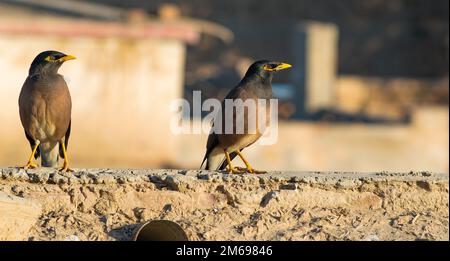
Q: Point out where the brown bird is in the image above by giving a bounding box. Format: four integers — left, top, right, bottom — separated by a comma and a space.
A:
201, 60, 292, 173
19, 50, 75, 171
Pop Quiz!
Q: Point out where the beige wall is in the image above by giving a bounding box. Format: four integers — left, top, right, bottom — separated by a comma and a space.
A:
335, 76, 449, 118
0, 34, 185, 167
178, 107, 449, 173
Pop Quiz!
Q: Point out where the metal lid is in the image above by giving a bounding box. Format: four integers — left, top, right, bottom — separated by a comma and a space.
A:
132, 220, 189, 241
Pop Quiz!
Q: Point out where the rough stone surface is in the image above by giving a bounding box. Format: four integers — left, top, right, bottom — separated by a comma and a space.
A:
0, 191, 42, 240
0, 168, 448, 241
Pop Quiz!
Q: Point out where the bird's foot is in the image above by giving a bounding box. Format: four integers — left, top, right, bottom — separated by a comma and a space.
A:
226, 166, 245, 174
59, 163, 74, 172
250, 169, 267, 174
21, 161, 38, 170
236, 166, 267, 174
235, 167, 248, 173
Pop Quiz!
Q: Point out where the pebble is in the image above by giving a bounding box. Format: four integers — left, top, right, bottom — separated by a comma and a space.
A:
260, 191, 279, 207
280, 183, 297, 190
64, 235, 80, 241
364, 235, 380, 241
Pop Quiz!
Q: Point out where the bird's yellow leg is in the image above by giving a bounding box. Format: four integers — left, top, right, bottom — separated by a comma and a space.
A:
224, 150, 239, 174
235, 150, 254, 173
236, 150, 266, 174
59, 142, 73, 172
22, 141, 40, 169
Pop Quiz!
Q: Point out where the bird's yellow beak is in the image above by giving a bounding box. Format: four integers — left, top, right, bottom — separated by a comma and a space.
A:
274, 63, 292, 71
263, 62, 292, 72
58, 55, 77, 62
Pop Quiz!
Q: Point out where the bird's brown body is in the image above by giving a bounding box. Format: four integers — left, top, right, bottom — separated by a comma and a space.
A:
19, 51, 75, 170
201, 60, 291, 173
207, 85, 271, 164
19, 75, 72, 144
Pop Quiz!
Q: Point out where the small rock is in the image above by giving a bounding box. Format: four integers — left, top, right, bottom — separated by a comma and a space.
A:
50, 173, 68, 184
165, 175, 179, 189
33, 172, 51, 183
64, 235, 80, 241
197, 174, 210, 180
258, 176, 268, 185
117, 177, 126, 184
16, 170, 30, 182
178, 169, 191, 175
421, 171, 433, 177
162, 204, 172, 213
149, 176, 163, 183
416, 181, 432, 191
127, 176, 137, 182
364, 235, 380, 241
289, 176, 301, 183
216, 185, 237, 206
78, 174, 90, 184
11, 185, 23, 194
280, 183, 297, 190
165, 176, 190, 192
260, 191, 279, 207
134, 208, 152, 221
336, 179, 360, 188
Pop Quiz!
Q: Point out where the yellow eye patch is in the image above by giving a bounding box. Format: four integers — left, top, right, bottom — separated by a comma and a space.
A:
263, 64, 276, 71
44, 56, 56, 62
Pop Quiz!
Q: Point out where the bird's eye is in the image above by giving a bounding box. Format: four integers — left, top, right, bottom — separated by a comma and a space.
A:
44, 56, 56, 62
263, 64, 276, 71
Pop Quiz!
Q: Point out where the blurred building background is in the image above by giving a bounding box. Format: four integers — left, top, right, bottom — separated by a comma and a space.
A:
0, 0, 448, 173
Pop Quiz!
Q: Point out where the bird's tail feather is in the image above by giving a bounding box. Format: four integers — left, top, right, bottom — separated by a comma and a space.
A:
200, 155, 208, 169
204, 147, 226, 171
39, 142, 59, 167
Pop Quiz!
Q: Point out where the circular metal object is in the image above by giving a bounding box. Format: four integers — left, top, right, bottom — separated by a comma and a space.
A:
132, 220, 189, 241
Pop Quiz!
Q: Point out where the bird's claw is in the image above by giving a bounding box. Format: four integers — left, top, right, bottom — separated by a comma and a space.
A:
235, 166, 267, 174
21, 162, 38, 170
225, 167, 245, 174
251, 169, 267, 174
59, 164, 74, 172
235, 167, 249, 172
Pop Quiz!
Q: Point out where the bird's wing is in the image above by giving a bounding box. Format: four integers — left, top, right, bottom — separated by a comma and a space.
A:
217, 84, 262, 170
202, 84, 259, 170
201, 85, 243, 169
224, 84, 246, 100
18, 78, 34, 136
19, 77, 42, 159
47, 75, 72, 139
200, 122, 221, 168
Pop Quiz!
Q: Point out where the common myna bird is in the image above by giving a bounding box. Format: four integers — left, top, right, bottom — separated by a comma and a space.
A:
201, 60, 292, 173
19, 50, 75, 171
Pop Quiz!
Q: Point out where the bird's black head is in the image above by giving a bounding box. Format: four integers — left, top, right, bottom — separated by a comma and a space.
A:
243, 60, 292, 82
29, 50, 76, 77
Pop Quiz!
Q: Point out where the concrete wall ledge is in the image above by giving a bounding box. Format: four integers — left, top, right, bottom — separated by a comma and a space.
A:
0, 168, 448, 241
1, 168, 447, 185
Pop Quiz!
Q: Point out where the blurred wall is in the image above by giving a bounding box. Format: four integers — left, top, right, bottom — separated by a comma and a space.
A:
0, 24, 448, 173
87, 0, 449, 78
178, 107, 449, 173
0, 28, 187, 168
